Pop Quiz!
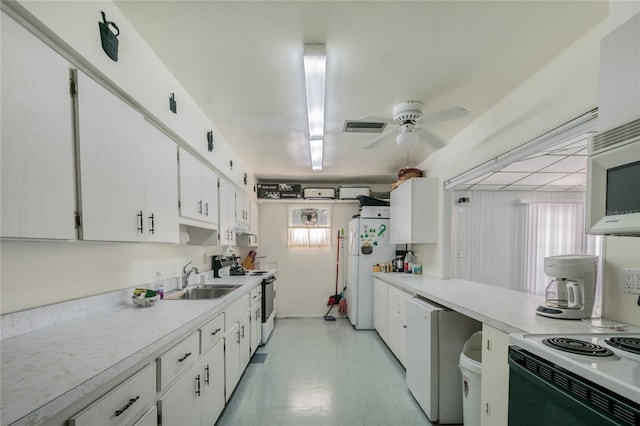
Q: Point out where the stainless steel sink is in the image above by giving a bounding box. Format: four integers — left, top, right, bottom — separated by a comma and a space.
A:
165, 284, 242, 300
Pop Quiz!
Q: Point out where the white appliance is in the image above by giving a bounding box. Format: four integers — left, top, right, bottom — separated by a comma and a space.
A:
346, 207, 395, 329
536, 254, 599, 320
406, 297, 481, 424
509, 333, 640, 423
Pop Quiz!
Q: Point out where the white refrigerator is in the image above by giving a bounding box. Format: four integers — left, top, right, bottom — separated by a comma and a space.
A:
346, 207, 395, 329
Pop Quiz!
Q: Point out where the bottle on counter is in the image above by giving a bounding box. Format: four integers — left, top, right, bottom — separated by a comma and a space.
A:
404, 251, 416, 273
155, 272, 164, 299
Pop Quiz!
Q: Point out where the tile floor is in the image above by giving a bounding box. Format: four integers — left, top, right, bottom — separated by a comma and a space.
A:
217, 318, 431, 426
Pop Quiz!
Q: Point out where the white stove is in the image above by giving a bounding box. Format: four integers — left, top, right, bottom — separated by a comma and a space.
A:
509, 333, 640, 403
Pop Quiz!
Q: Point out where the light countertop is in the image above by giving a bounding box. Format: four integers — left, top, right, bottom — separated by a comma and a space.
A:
374, 272, 637, 335
0, 272, 272, 426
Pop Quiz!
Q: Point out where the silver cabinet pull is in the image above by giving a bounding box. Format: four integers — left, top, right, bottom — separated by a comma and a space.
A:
195, 374, 201, 396
178, 352, 192, 363
211, 327, 221, 336
198, 200, 203, 214
205, 365, 210, 385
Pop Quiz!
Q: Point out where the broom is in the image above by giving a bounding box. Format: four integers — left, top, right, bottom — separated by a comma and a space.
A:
324, 229, 344, 321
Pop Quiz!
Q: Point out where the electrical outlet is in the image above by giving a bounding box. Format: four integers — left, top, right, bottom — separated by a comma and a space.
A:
621, 268, 640, 294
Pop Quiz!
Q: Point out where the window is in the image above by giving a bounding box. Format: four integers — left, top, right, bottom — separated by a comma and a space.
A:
287, 206, 331, 247
520, 201, 603, 313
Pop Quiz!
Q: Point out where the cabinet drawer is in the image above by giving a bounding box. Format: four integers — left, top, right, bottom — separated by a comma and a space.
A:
225, 294, 250, 331
157, 331, 200, 391
200, 313, 224, 354
69, 363, 155, 426
250, 286, 262, 305
132, 406, 157, 426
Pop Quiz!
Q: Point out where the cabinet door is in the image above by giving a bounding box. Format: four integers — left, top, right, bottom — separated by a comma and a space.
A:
373, 279, 388, 344
239, 312, 251, 371
394, 288, 411, 366
158, 362, 202, 426
250, 302, 262, 355
178, 147, 204, 221
77, 72, 146, 242
218, 179, 236, 246
1, 12, 76, 239
250, 200, 260, 238
224, 322, 240, 402
387, 286, 400, 355
390, 183, 411, 244
201, 166, 219, 226
143, 122, 178, 243
480, 324, 509, 426
200, 340, 225, 426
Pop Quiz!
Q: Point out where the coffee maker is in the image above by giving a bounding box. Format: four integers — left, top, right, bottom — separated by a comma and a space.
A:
536, 254, 598, 319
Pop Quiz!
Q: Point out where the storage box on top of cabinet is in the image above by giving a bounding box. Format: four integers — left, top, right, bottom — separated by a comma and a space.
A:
390, 177, 439, 244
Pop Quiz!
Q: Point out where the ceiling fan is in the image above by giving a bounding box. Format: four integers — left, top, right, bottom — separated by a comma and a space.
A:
360, 101, 469, 150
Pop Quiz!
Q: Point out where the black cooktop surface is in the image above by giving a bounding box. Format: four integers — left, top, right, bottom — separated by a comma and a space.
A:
542, 337, 614, 357
605, 337, 640, 355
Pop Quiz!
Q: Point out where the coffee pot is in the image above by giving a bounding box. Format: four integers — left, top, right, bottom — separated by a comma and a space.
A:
536, 254, 598, 319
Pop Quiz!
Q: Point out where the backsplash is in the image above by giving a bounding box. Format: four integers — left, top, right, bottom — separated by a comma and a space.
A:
1, 276, 179, 340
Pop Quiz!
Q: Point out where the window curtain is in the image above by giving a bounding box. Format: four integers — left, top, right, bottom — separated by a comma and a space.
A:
287, 206, 332, 247
521, 202, 602, 311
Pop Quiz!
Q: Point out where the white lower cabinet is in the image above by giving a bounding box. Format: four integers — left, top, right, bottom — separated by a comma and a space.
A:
157, 332, 200, 392
386, 285, 412, 366
159, 340, 224, 426
373, 278, 388, 344
480, 323, 510, 426
69, 364, 156, 426
374, 279, 411, 366
224, 321, 241, 402
250, 301, 262, 356
133, 406, 157, 426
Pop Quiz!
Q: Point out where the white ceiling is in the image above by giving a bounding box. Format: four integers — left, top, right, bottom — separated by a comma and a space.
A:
115, 1, 607, 184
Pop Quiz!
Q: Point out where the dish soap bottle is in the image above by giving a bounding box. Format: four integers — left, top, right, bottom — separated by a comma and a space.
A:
155, 272, 164, 299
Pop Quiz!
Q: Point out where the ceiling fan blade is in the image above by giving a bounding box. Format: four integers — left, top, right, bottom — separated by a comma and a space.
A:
358, 115, 398, 125
416, 127, 446, 150
419, 106, 469, 125
360, 128, 398, 149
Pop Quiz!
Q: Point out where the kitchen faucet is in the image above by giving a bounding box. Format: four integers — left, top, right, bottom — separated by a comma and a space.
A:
182, 261, 199, 289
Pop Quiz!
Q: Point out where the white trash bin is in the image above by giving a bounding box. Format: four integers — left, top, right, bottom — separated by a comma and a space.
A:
459, 331, 482, 426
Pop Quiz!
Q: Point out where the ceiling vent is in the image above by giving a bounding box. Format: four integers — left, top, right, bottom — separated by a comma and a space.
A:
342, 120, 387, 133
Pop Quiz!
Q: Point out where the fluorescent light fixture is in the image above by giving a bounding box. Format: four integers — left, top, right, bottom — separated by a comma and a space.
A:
304, 44, 326, 170
310, 138, 323, 171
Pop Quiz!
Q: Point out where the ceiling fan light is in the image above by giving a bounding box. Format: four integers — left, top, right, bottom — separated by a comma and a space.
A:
396, 131, 418, 148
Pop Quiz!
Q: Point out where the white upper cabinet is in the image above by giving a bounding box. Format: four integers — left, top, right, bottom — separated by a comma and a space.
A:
178, 147, 219, 228
76, 72, 178, 243
235, 190, 250, 228
1, 12, 77, 240
390, 178, 439, 244
218, 179, 236, 246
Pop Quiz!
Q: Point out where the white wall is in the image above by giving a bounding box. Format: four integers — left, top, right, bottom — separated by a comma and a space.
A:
257, 201, 360, 317
452, 191, 586, 290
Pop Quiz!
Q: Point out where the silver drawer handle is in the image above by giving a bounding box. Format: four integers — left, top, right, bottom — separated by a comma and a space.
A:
178, 352, 192, 363
114, 396, 139, 417
211, 327, 221, 336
